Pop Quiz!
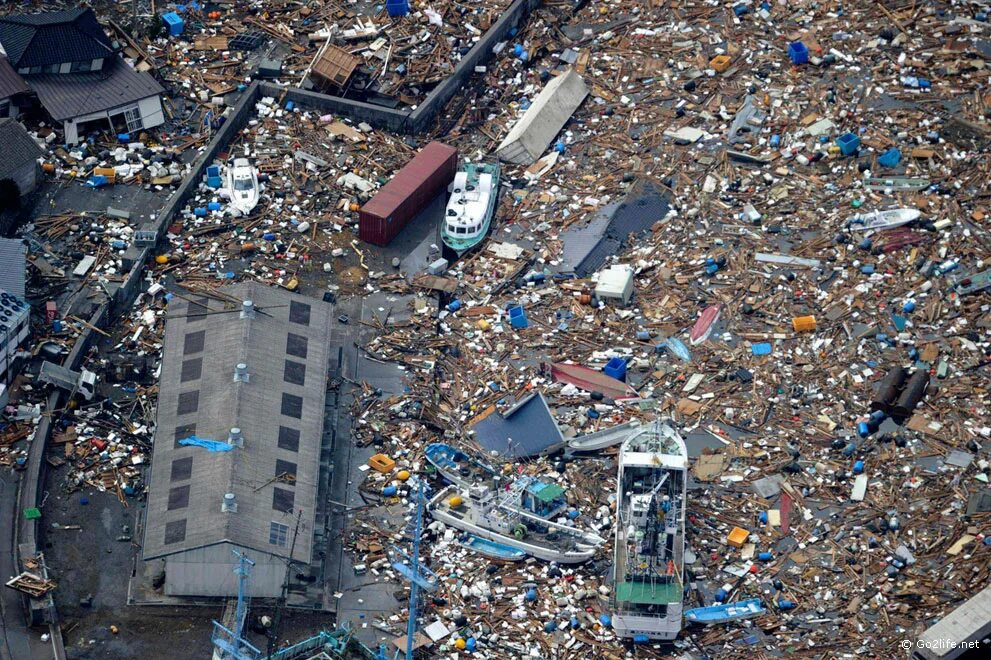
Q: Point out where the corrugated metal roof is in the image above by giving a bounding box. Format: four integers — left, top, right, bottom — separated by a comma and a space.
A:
27, 56, 163, 121
0, 8, 114, 69
0, 118, 43, 184
361, 141, 457, 219
557, 180, 670, 277
0, 238, 27, 298
470, 392, 564, 458
142, 283, 333, 563
0, 56, 29, 100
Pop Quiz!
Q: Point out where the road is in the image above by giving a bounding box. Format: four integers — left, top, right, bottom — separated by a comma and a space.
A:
0, 473, 52, 660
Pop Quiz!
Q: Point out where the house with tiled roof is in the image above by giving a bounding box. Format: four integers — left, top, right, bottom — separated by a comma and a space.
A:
0, 8, 164, 143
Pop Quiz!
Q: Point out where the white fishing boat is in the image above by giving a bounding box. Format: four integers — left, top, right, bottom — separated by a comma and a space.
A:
612, 419, 688, 641
428, 482, 604, 564
847, 208, 920, 233
225, 158, 260, 215
441, 162, 500, 256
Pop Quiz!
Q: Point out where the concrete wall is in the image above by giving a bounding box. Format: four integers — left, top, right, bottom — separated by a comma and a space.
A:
409, 0, 542, 131
262, 0, 542, 135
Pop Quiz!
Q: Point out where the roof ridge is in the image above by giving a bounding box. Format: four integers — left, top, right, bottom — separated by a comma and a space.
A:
224, 282, 255, 538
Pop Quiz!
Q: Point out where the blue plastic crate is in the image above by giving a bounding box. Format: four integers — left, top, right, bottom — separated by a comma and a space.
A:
386, 0, 410, 17
603, 357, 627, 382
163, 12, 184, 36
836, 132, 861, 156
751, 342, 772, 356
788, 42, 809, 65
508, 305, 529, 329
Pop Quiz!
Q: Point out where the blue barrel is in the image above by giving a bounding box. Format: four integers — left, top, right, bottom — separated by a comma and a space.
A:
208, 201, 222, 212
466, 637, 476, 651
758, 552, 774, 561
758, 511, 768, 524
525, 588, 537, 602
770, 134, 781, 148
853, 460, 865, 474
714, 588, 728, 602
263, 232, 277, 241
778, 599, 796, 610
544, 620, 557, 633
861, 264, 875, 275
859, 237, 872, 250
636, 331, 651, 341
903, 300, 916, 313
111, 239, 126, 250
570, 616, 579, 629
285, 101, 295, 111
447, 299, 462, 312
857, 422, 871, 438
633, 634, 650, 644
599, 613, 612, 627
53, 320, 63, 332
194, 207, 207, 217
382, 485, 398, 496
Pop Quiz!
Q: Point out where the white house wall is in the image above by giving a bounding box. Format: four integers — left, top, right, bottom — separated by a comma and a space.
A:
62, 94, 165, 144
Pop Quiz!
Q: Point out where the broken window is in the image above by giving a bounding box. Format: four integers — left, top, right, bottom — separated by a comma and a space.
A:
286, 333, 308, 358
177, 391, 199, 415
284, 360, 306, 386
272, 487, 294, 513
184, 330, 205, 354
164, 519, 186, 544
168, 485, 190, 510
170, 457, 193, 482
275, 459, 297, 479
289, 300, 311, 326
278, 426, 299, 452
174, 423, 196, 448
281, 393, 302, 419
186, 297, 210, 321
181, 357, 202, 382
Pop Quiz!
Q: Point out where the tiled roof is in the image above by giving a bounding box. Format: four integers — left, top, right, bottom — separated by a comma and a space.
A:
0, 56, 29, 100
0, 8, 114, 69
0, 118, 42, 184
27, 56, 163, 121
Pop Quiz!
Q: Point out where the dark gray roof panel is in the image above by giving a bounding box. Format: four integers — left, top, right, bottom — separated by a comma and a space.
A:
0, 56, 29, 100
27, 56, 163, 121
0, 120, 43, 187
0, 8, 114, 69
470, 392, 565, 458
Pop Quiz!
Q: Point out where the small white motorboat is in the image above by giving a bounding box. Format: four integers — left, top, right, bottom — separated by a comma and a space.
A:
847, 208, 920, 233
226, 158, 260, 215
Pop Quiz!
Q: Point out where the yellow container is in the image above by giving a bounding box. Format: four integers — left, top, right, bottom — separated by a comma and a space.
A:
93, 167, 117, 182
396, 469, 411, 481
448, 495, 464, 508
792, 315, 817, 332
477, 319, 490, 331
710, 55, 732, 73
728, 527, 750, 548
368, 454, 396, 473
155, 255, 169, 264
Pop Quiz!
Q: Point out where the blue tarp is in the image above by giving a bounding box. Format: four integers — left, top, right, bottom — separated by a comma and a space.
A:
178, 436, 234, 452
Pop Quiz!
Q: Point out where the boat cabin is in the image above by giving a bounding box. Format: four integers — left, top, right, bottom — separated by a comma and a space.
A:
445, 170, 494, 239
520, 479, 567, 519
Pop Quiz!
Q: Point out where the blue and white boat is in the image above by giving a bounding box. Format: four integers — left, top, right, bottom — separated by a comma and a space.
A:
425, 443, 496, 489
684, 598, 765, 625
460, 534, 527, 562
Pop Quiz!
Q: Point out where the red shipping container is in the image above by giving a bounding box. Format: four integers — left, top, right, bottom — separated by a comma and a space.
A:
359, 141, 458, 246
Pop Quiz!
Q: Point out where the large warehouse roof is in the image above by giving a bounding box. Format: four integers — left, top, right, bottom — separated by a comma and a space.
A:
143, 283, 332, 564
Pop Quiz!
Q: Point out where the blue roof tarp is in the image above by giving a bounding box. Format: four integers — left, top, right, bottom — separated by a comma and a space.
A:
178, 436, 234, 452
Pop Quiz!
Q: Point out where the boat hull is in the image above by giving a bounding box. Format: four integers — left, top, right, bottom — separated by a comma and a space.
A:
460, 535, 527, 562
613, 607, 683, 641
441, 162, 500, 255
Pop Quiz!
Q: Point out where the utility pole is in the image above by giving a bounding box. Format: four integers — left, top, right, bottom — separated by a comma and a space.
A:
268, 509, 304, 657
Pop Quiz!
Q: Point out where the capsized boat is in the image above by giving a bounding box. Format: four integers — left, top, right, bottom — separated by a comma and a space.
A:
429, 482, 604, 564
425, 443, 496, 489
847, 208, 920, 233
689, 304, 721, 346
865, 176, 930, 193
226, 158, 260, 215
459, 534, 527, 562
612, 419, 688, 641
441, 162, 500, 256
684, 598, 765, 625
